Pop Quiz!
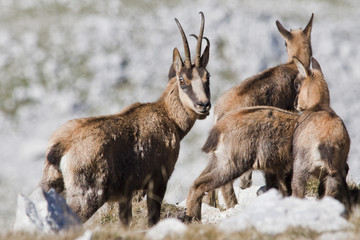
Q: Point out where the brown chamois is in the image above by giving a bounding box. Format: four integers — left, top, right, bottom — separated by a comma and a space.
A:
185, 57, 351, 222
209, 14, 314, 208
40, 12, 211, 227
291, 57, 351, 214
186, 106, 299, 221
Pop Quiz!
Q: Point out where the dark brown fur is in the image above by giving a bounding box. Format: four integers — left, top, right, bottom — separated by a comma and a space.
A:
40, 14, 211, 227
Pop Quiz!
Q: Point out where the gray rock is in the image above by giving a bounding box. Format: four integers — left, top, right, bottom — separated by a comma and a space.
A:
13, 187, 82, 233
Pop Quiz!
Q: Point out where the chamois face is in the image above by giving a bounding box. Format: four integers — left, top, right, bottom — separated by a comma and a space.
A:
293, 57, 330, 111
173, 12, 211, 119
173, 49, 211, 119
276, 13, 314, 66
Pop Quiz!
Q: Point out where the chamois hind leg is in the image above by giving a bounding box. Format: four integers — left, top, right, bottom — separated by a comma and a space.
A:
291, 163, 310, 198
63, 165, 109, 222
186, 156, 246, 221
40, 163, 64, 194
147, 178, 167, 226
65, 184, 108, 222
324, 173, 351, 217
198, 158, 219, 207
118, 192, 133, 227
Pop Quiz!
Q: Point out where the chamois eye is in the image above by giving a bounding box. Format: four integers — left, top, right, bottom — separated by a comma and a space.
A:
179, 77, 185, 85
294, 83, 300, 92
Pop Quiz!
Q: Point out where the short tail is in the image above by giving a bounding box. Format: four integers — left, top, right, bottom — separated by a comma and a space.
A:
202, 127, 221, 153
39, 142, 65, 193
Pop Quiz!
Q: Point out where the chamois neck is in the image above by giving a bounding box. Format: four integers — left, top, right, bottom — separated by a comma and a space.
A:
288, 51, 310, 68
158, 78, 197, 139
307, 77, 331, 111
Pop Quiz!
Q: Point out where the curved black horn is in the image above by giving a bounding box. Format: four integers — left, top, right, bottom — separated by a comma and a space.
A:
175, 18, 191, 69
195, 12, 205, 67
190, 34, 210, 48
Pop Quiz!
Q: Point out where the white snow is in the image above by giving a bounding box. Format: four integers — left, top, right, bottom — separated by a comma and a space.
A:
218, 189, 351, 235
152, 187, 352, 238
146, 218, 187, 240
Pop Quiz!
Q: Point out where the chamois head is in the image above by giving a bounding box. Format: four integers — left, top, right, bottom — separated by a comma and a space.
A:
276, 13, 314, 67
172, 12, 211, 119
293, 56, 330, 111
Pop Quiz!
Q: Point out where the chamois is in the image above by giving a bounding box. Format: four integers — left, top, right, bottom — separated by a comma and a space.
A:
209, 14, 314, 208
185, 57, 351, 221
291, 57, 351, 213
186, 106, 299, 221
40, 12, 211, 227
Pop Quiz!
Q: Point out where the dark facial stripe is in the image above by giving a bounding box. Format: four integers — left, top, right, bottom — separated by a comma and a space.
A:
182, 84, 199, 103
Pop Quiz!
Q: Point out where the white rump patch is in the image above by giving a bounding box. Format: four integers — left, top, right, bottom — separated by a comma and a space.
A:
60, 154, 69, 174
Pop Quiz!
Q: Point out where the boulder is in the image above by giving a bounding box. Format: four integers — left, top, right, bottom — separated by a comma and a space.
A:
13, 187, 82, 233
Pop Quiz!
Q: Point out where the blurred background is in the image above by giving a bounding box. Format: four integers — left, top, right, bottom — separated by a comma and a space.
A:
0, 0, 359, 230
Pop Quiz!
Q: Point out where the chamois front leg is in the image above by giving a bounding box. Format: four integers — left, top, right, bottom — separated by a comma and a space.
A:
220, 181, 238, 208
186, 158, 245, 221
118, 192, 133, 227
147, 179, 167, 226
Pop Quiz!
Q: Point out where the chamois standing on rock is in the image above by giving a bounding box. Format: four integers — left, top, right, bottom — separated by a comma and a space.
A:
291, 57, 351, 214
206, 14, 314, 208
40, 12, 211, 227
186, 57, 351, 221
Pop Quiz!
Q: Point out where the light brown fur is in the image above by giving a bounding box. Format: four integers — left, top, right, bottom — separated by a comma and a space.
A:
186, 57, 351, 221
209, 14, 314, 208
40, 13, 211, 227
291, 57, 351, 214
186, 106, 299, 221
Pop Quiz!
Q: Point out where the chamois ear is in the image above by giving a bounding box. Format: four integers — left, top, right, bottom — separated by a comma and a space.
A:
172, 48, 184, 73
303, 13, 314, 38
311, 57, 323, 74
293, 56, 309, 78
190, 34, 210, 68
276, 20, 292, 40
201, 44, 210, 68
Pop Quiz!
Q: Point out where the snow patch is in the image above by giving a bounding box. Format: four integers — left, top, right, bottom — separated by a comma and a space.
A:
146, 218, 187, 240
218, 189, 351, 235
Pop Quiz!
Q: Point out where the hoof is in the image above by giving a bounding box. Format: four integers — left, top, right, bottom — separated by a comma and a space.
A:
256, 185, 267, 196
177, 213, 200, 224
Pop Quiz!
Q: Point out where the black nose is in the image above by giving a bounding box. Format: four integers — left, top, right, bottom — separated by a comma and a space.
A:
196, 101, 211, 112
